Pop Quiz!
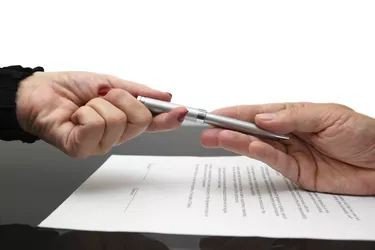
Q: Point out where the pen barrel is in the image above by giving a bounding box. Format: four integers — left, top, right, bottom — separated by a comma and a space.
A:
138, 96, 289, 140
204, 113, 289, 140
137, 96, 207, 123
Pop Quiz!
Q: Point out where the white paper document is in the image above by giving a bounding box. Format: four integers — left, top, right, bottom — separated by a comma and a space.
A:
40, 155, 375, 240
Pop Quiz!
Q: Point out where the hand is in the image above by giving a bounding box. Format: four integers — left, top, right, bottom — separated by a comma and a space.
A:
15, 71, 188, 158
200, 102, 375, 195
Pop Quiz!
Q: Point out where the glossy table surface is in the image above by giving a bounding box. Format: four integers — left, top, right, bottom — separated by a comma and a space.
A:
2, 225, 375, 250
1, 125, 375, 249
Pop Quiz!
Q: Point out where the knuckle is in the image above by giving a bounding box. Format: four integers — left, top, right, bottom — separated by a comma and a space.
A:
106, 88, 128, 99
97, 145, 111, 155
65, 148, 89, 159
86, 97, 102, 106
297, 102, 312, 108
90, 115, 106, 128
288, 106, 302, 117
106, 112, 127, 127
72, 152, 89, 159
130, 107, 152, 126
62, 139, 91, 159
103, 88, 153, 127
329, 103, 353, 111
317, 103, 353, 119
117, 113, 128, 125
136, 110, 153, 126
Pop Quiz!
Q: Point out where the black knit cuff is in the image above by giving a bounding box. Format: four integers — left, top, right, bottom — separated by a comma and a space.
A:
0, 65, 44, 143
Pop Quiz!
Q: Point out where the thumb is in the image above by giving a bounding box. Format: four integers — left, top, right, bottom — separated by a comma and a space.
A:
254, 104, 334, 134
104, 74, 172, 102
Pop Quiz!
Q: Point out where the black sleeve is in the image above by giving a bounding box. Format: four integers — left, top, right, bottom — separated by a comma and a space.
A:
0, 65, 44, 143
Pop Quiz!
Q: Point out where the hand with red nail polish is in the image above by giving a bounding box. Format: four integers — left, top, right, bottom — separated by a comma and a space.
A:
200, 102, 375, 196
15, 71, 187, 158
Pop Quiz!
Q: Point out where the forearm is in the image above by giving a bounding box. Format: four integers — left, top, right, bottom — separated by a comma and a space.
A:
0, 65, 43, 143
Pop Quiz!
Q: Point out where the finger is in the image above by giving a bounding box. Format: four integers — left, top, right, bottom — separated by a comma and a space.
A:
86, 97, 127, 153
147, 107, 188, 132
101, 89, 153, 143
249, 140, 299, 183
200, 128, 223, 148
207, 102, 314, 142
200, 128, 286, 153
218, 130, 256, 156
201, 128, 299, 182
104, 75, 172, 102
209, 103, 288, 122
210, 102, 314, 122
254, 103, 340, 134
65, 106, 105, 158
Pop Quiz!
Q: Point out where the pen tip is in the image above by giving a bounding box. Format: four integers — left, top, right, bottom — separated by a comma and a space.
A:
278, 134, 289, 140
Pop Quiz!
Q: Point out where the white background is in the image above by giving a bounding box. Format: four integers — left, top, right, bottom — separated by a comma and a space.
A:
1, 0, 375, 117
1, 2, 375, 248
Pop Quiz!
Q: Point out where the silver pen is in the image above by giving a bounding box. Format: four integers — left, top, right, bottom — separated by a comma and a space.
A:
137, 96, 289, 140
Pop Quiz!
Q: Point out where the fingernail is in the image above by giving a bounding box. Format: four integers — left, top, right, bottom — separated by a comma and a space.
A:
167, 92, 172, 98
177, 111, 188, 122
256, 113, 276, 121
98, 87, 111, 96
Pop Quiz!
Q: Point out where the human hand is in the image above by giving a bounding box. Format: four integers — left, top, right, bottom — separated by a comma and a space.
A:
200, 102, 375, 195
15, 71, 188, 158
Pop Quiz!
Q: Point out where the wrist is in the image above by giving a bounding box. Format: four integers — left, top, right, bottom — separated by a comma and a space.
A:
15, 72, 44, 134
0, 65, 44, 143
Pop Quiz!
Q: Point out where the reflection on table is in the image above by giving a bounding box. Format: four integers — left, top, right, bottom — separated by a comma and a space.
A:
1, 225, 375, 250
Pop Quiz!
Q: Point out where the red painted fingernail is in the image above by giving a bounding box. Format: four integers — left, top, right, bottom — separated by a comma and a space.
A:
98, 87, 111, 96
177, 111, 188, 122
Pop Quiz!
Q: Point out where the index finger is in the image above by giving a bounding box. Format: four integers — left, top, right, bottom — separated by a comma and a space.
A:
104, 74, 172, 102
211, 102, 311, 122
